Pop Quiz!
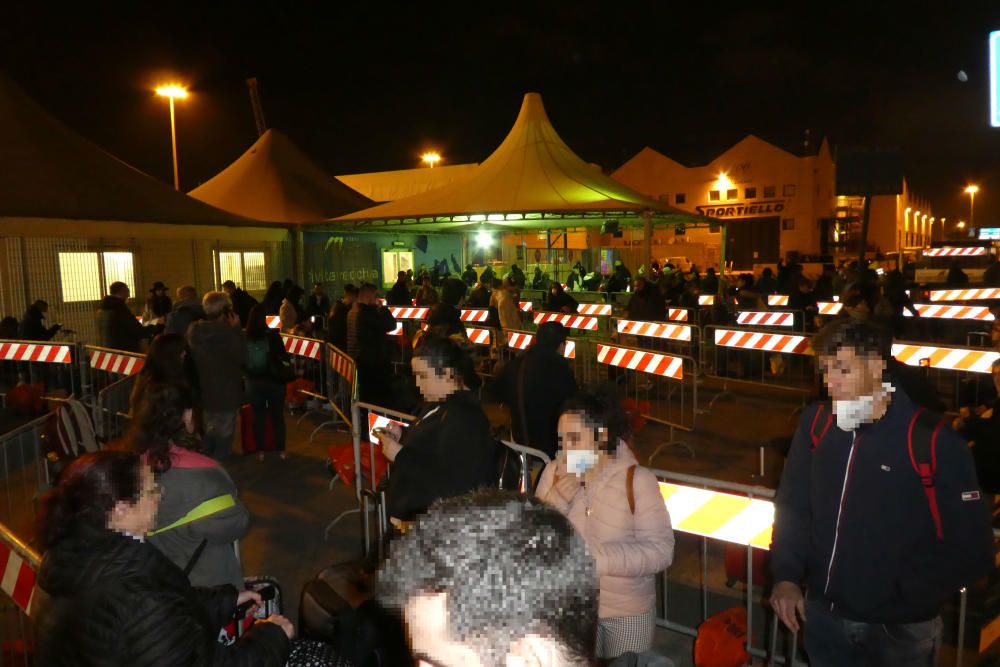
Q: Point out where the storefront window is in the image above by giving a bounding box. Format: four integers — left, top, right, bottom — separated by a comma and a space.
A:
709, 190, 720, 201
745, 187, 757, 199
726, 189, 737, 200
764, 186, 776, 198
675, 193, 686, 204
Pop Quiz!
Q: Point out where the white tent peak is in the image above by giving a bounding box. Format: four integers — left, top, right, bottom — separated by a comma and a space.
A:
190, 128, 373, 222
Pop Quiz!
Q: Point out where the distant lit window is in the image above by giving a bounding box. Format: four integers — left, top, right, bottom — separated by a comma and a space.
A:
782, 218, 796, 230
726, 189, 738, 200
709, 190, 720, 202
215, 250, 268, 291
58, 251, 135, 303
675, 193, 686, 204
764, 186, 776, 198
745, 187, 757, 199
783, 184, 797, 197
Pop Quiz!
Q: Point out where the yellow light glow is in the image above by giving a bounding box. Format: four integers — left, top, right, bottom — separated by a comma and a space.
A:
965, 185, 979, 195
475, 231, 494, 248
715, 172, 734, 191
421, 152, 442, 168
958, 221, 967, 229
155, 84, 189, 99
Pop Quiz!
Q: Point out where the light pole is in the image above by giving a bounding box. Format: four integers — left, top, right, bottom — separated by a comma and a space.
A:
155, 85, 189, 190
965, 185, 979, 229
421, 151, 442, 168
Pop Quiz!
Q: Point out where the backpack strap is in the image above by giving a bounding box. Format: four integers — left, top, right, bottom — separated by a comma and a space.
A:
810, 404, 833, 451
627, 465, 637, 515
906, 408, 946, 541
148, 494, 236, 536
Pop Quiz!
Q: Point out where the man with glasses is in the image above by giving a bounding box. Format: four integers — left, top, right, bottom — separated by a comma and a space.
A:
769, 319, 993, 665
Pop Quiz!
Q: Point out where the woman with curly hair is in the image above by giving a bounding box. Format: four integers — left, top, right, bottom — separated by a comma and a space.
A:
126, 381, 249, 590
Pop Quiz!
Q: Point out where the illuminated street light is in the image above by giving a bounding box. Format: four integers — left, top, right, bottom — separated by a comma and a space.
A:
958, 221, 967, 230
155, 84, 189, 190
964, 185, 979, 228
476, 230, 494, 249
716, 172, 734, 192
421, 152, 442, 168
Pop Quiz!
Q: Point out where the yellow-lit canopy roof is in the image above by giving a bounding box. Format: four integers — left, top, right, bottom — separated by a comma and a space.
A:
337, 163, 479, 203
190, 129, 373, 222
324, 93, 710, 232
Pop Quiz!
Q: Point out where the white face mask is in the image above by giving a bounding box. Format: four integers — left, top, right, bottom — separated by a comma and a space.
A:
833, 382, 895, 432
566, 449, 600, 476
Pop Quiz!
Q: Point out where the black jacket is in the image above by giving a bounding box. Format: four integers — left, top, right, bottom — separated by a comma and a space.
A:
187, 319, 248, 413
97, 296, 149, 353
545, 290, 578, 313
771, 390, 994, 623
347, 303, 396, 368
328, 299, 352, 350
387, 390, 497, 521
386, 282, 412, 307
960, 400, 1000, 494
490, 346, 577, 458
19, 306, 59, 341
164, 298, 205, 337
230, 289, 259, 327
35, 523, 288, 667
426, 303, 464, 337
304, 294, 331, 320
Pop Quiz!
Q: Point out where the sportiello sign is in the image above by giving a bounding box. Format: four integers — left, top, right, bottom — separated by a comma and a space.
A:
695, 200, 785, 218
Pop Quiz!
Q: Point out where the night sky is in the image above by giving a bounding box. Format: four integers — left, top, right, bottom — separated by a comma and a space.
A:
4, 2, 1000, 225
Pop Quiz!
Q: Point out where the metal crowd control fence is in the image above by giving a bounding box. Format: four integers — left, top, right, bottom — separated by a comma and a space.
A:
702, 326, 819, 404
0, 519, 41, 666
595, 342, 698, 459
736, 310, 802, 330
0, 413, 51, 539
767, 294, 790, 307
930, 288, 1000, 302
614, 318, 700, 360
498, 440, 551, 494
85, 346, 145, 441
667, 307, 693, 323
281, 334, 327, 420
891, 342, 1000, 411
500, 329, 594, 385
905, 304, 996, 321
318, 343, 356, 440
0, 339, 79, 405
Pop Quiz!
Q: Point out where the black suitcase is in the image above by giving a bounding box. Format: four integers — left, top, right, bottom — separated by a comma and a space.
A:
298, 561, 412, 667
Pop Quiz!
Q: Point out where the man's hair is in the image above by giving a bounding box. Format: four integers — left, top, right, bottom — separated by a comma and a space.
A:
379, 490, 597, 666
32, 299, 48, 309
109, 281, 129, 297
812, 318, 891, 360
359, 282, 378, 296
440, 277, 467, 307
221, 280, 237, 290
176, 285, 197, 301
201, 291, 232, 319
535, 321, 569, 350
344, 284, 359, 297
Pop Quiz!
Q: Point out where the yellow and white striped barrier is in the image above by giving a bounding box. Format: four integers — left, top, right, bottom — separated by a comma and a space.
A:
616, 319, 692, 342
767, 294, 789, 307
698, 295, 715, 305
389, 307, 430, 320
596, 343, 684, 380
929, 288, 1000, 302
577, 303, 613, 316
266, 315, 281, 329
923, 246, 987, 257
892, 343, 1000, 374
817, 301, 843, 315
659, 482, 774, 550
667, 308, 689, 322
736, 311, 794, 327
534, 312, 599, 331
904, 304, 996, 321
714, 329, 812, 355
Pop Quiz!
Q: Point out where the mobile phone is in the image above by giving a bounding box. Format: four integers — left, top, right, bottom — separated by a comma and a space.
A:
310, 316, 318, 323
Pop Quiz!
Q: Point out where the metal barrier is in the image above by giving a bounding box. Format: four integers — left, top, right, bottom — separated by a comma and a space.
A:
266, 315, 281, 329
317, 343, 356, 440
768, 294, 790, 307
595, 342, 698, 459
281, 334, 327, 420
0, 339, 80, 404
498, 440, 551, 494
892, 341, 1000, 411
613, 318, 700, 360
702, 326, 818, 403
667, 308, 692, 322
905, 304, 996, 321
816, 301, 842, 316
0, 519, 41, 665
0, 413, 51, 539
736, 310, 799, 329
929, 288, 1000, 302
533, 311, 600, 332
85, 346, 145, 441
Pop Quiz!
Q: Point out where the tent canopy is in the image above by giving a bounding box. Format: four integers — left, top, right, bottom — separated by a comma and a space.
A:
0, 73, 261, 227
324, 93, 712, 232
337, 163, 479, 203
190, 129, 373, 222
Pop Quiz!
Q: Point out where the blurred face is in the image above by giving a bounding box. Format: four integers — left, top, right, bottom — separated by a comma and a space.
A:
223, 284, 235, 295
314, 284, 323, 295
557, 411, 607, 454
412, 356, 460, 403
109, 465, 160, 538
819, 347, 886, 402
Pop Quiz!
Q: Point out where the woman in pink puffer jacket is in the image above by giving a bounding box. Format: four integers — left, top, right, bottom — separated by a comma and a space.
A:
536, 391, 674, 659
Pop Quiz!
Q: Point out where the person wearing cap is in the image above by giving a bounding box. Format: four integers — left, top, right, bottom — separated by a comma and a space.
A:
490, 322, 577, 459
143, 281, 172, 327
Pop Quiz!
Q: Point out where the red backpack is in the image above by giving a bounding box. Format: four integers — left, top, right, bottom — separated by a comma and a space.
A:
810, 404, 948, 540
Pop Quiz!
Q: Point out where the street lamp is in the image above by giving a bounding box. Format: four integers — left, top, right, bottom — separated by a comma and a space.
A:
964, 185, 979, 228
421, 152, 442, 168
155, 84, 189, 190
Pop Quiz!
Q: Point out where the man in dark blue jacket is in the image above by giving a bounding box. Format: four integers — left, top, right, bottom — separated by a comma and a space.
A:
770, 319, 994, 666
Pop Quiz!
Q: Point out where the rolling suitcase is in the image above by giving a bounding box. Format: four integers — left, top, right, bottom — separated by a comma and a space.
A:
240, 404, 277, 454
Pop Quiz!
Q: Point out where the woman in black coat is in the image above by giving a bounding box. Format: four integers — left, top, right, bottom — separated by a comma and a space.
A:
375, 333, 496, 523
34, 450, 292, 666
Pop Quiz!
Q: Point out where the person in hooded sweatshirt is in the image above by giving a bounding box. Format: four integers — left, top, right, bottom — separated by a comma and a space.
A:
535, 389, 674, 660
97, 281, 153, 353
33, 450, 291, 666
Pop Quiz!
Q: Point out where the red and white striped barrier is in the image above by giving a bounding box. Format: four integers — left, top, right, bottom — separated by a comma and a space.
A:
817, 302, 842, 315
667, 308, 690, 322
506, 331, 576, 358
460, 309, 490, 323
519, 301, 533, 313
283, 336, 321, 359
389, 307, 430, 320
577, 303, 613, 316
714, 329, 811, 355
596, 343, 684, 380
327, 346, 355, 383
377, 298, 387, 306
699, 295, 715, 305
903, 304, 996, 321
388, 322, 403, 336
266, 315, 281, 329
466, 328, 491, 345
923, 246, 987, 257
617, 319, 692, 342
88, 349, 143, 375
533, 312, 599, 331
368, 412, 409, 445
767, 294, 789, 307
892, 343, 1000, 374
0, 541, 35, 615
929, 288, 1000, 302
1, 342, 73, 364
736, 311, 795, 328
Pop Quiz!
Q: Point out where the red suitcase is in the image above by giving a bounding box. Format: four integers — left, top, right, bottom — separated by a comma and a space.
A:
240, 404, 277, 454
